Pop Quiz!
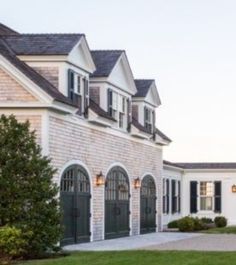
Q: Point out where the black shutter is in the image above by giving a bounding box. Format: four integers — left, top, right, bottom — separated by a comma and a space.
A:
127, 98, 132, 132
152, 110, 156, 135
162, 179, 166, 213
178, 181, 181, 213
84, 79, 89, 116
166, 179, 169, 214
171, 180, 176, 213
214, 181, 221, 213
144, 106, 147, 128
190, 181, 198, 213
68, 69, 74, 101
107, 89, 112, 117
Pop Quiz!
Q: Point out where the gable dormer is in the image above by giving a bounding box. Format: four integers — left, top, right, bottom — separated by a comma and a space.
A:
3, 32, 96, 116
89, 50, 137, 131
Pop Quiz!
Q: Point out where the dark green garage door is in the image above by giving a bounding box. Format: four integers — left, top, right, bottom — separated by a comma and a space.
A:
105, 166, 130, 239
60, 165, 91, 246
140, 175, 156, 234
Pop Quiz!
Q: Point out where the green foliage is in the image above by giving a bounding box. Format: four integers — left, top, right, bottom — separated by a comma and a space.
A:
0, 226, 29, 260
201, 217, 213, 224
167, 219, 179, 228
0, 115, 61, 258
193, 217, 205, 231
214, 216, 227, 228
178, 216, 195, 232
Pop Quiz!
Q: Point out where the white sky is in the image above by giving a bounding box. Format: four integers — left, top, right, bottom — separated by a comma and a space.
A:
2, 0, 236, 162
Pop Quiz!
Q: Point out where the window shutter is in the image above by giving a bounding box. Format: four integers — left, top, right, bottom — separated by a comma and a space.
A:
178, 180, 181, 213
107, 89, 112, 116
84, 79, 89, 116
152, 110, 156, 134
214, 181, 221, 213
68, 69, 74, 101
166, 179, 169, 214
144, 106, 147, 127
190, 181, 198, 213
171, 180, 176, 213
127, 98, 132, 132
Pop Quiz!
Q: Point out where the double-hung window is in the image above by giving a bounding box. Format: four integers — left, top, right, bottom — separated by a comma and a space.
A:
68, 69, 89, 116
200, 181, 213, 211
144, 107, 152, 133
118, 95, 126, 129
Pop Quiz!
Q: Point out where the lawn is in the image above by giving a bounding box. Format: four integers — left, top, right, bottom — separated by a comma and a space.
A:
202, 226, 236, 234
18, 251, 236, 265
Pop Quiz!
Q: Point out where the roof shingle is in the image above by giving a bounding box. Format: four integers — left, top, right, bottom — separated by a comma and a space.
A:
90, 50, 123, 77
2, 34, 83, 55
0, 37, 76, 106
0, 23, 19, 36
134, 79, 154, 97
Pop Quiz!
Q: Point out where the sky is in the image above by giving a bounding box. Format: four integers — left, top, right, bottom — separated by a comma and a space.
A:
1, 0, 236, 162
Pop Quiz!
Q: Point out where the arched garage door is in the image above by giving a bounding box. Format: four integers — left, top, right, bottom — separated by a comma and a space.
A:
60, 165, 91, 246
140, 175, 156, 234
105, 166, 130, 239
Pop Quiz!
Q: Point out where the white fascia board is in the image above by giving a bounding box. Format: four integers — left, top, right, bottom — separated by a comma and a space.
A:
155, 133, 170, 146
130, 124, 150, 139
184, 168, 236, 173
0, 55, 53, 104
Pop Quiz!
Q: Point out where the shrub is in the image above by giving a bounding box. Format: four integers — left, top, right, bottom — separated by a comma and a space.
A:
201, 217, 213, 224
0, 226, 29, 261
193, 217, 205, 231
167, 220, 179, 228
178, 216, 195, 232
214, 216, 227, 227
0, 115, 61, 258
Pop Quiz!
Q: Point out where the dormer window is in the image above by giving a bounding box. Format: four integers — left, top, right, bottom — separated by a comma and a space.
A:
144, 106, 153, 133
68, 69, 89, 116
107, 89, 130, 130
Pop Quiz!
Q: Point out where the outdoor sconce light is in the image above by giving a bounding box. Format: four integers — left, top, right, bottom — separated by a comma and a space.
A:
232, 185, 236, 193
95, 171, 105, 186
134, 177, 141, 189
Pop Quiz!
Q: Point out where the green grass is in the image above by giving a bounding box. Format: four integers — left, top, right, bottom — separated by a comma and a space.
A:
18, 251, 236, 265
202, 226, 236, 234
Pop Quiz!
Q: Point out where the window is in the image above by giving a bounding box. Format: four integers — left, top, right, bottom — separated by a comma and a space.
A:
200, 181, 213, 211
107, 89, 128, 129
144, 107, 152, 133
68, 69, 89, 116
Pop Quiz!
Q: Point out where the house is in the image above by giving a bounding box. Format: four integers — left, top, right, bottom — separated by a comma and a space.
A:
163, 161, 236, 227
0, 23, 170, 246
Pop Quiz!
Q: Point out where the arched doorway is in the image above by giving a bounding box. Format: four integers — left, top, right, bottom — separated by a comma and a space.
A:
105, 166, 130, 239
140, 175, 156, 234
60, 165, 91, 246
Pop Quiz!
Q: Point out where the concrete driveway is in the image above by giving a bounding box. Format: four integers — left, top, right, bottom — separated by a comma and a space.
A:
145, 234, 236, 251
63, 232, 200, 251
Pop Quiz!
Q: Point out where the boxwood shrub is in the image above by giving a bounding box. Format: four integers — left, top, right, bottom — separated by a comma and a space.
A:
214, 216, 227, 227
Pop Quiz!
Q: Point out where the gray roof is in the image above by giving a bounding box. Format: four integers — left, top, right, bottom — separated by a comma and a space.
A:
2, 34, 84, 55
0, 37, 75, 106
164, 160, 236, 169
134, 79, 154, 97
89, 99, 116, 121
0, 23, 19, 36
155, 128, 171, 142
90, 50, 123, 77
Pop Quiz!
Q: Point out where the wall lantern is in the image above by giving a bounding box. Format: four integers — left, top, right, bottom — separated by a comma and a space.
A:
96, 171, 105, 186
134, 177, 141, 189
232, 185, 236, 193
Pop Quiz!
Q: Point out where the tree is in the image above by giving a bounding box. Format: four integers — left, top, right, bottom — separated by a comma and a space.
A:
0, 114, 61, 257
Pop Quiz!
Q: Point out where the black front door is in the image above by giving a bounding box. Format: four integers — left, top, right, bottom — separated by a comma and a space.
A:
105, 166, 130, 239
140, 175, 156, 234
60, 165, 91, 246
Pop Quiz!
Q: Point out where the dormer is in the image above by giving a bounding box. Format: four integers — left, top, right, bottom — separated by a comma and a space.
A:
3, 33, 96, 116
89, 50, 137, 130
131, 79, 170, 144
